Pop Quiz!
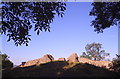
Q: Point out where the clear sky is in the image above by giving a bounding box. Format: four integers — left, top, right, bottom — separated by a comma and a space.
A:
2, 2, 118, 65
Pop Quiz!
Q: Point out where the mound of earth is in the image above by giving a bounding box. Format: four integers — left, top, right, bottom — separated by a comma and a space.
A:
3, 61, 120, 78
58, 58, 66, 61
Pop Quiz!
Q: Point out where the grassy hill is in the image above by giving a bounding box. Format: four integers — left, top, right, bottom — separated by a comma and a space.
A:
2, 61, 120, 78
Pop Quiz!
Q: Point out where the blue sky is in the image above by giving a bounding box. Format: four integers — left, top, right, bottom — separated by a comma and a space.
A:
2, 2, 118, 65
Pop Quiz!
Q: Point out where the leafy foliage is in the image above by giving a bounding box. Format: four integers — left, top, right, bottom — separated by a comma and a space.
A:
80, 52, 92, 60
111, 54, 120, 72
2, 2, 120, 46
1, 2, 66, 46
0, 53, 13, 69
90, 2, 120, 33
80, 42, 110, 61
112, 60, 120, 72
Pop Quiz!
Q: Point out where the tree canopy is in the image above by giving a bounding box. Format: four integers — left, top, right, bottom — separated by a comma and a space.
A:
0, 53, 13, 69
1, 2, 66, 46
1, 2, 120, 46
90, 2, 120, 33
110, 54, 120, 72
80, 42, 110, 61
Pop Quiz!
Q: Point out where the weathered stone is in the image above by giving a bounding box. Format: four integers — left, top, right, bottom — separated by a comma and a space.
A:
19, 62, 26, 67
19, 53, 111, 69
20, 54, 54, 67
36, 54, 54, 64
78, 57, 93, 64
43, 54, 54, 61
78, 57, 111, 68
58, 58, 66, 61
67, 53, 79, 62
92, 61, 111, 68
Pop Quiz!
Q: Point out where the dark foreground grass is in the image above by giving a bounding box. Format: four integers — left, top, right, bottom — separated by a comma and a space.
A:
2, 61, 120, 78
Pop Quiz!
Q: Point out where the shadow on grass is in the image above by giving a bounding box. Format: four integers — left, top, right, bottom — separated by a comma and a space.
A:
2, 61, 120, 78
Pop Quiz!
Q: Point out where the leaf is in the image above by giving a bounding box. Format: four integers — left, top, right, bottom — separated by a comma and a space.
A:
61, 14, 63, 18
26, 43, 28, 46
28, 38, 31, 41
28, 35, 31, 36
39, 28, 42, 31
45, 28, 47, 32
48, 29, 50, 32
7, 38, 10, 42
37, 30, 40, 35
34, 27, 38, 31
29, 25, 32, 29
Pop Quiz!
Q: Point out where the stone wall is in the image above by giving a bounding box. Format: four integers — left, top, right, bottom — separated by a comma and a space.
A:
19, 53, 111, 69
19, 54, 54, 67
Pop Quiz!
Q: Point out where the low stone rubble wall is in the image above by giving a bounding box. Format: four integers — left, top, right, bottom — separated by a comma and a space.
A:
19, 53, 112, 69
19, 54, 54, 67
